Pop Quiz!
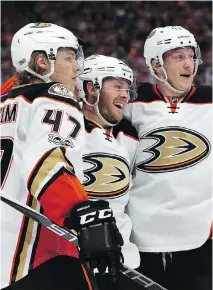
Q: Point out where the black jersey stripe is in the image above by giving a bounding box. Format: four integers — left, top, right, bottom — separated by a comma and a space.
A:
113, 119, 139, 140
1, 82, 82, 111
184, 86, 212, 103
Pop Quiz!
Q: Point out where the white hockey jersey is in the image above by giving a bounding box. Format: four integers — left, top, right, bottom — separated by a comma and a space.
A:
83, 117, 140, 269
0, 82, 88, 287
125, 83, 212, 252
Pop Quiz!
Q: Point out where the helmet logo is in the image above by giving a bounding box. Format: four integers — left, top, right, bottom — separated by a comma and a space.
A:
18, 58, 26, 65
86, 55, 98, 60
30, 23, 51, 28
93, 78, 100, 90
48, 48, 56, 61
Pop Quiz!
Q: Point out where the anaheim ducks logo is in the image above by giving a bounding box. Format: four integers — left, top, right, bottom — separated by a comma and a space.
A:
30, 23, 51, 28
83, 153, 130, 198
137, 126, 211, 173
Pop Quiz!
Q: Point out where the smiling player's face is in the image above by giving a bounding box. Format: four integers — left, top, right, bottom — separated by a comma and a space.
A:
98, 78, 130, 124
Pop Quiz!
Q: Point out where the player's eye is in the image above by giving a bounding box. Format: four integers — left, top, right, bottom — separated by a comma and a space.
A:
177, 55, 184, 60
65, 57, 73, 61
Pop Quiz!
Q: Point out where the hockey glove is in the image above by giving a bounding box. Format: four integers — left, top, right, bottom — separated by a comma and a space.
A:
64, 200, 124, 284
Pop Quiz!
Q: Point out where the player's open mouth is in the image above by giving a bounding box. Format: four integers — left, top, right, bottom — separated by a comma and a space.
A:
114, 103, 124, 109
180, 73, 191, 78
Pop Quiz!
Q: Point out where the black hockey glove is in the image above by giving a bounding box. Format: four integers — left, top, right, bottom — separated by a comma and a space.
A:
64, 200, 124, 285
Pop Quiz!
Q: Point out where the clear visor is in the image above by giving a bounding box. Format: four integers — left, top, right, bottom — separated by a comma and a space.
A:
194, 45, 202, 65
128, 77, 137, 101
102, 76, 137, 101
56, 46, 84, 73
76, 45, 84, 74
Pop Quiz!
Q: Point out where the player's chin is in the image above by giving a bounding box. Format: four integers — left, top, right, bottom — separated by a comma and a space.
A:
71, 79, 77, 89
113, 112, 124, 123
178, 78, 193, 90
64, 79, 77, 92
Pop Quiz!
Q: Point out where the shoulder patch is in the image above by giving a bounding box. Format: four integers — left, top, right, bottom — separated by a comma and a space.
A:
4, 83, 81, 111
48, 83, 76, 100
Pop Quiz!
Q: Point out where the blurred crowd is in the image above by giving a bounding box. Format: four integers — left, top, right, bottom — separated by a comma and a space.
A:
1, 1, 212, 86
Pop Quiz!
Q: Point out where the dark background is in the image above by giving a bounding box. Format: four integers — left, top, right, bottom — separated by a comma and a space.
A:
1, 1, 212, 86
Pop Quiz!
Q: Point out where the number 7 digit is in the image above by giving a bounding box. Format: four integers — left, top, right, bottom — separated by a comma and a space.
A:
1, 137, 14, 188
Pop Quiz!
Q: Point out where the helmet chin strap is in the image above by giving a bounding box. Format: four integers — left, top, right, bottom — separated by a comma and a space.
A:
94, 103, 119, 127
24, 60, 55, 83
83, 87, 119, 127
93, 89, 120, 127
155, 67, 189, 95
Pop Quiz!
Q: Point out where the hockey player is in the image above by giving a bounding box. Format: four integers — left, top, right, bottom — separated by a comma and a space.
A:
77, 55, 143, 290
125, 26, 212, 290
0, 24, 123, 290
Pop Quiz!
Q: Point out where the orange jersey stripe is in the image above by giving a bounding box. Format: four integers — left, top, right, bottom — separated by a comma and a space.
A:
39, 172, 88, 225
82, 265, 94, 290
1, 76, 17, 95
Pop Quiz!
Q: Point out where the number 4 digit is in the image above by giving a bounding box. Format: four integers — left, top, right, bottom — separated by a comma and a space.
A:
42, 109, 63, 133
42, 109, 81, 138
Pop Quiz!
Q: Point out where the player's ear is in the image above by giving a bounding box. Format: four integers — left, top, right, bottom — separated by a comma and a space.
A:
36, 54, 50, 72
151, 59, 162, 77
86, 82, 96, 97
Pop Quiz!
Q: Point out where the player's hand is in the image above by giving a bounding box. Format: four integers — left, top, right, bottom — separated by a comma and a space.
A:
64, 200, 124, 284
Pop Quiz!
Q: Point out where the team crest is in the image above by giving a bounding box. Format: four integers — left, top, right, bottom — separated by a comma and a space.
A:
86, 55, 99, 61
48, 83, 76, 100
137, 126, 211, 173
30, 23, 51, 28
83, 153, 130, 198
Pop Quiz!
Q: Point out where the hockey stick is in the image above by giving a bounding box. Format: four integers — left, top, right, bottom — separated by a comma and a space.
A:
0, 191, 167, 290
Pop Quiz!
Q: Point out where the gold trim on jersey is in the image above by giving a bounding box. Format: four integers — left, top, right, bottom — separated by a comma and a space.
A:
30, 148, 74, 198
15, 197, 38, 281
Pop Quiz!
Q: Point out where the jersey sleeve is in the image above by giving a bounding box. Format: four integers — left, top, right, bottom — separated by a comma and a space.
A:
22, 93, 87, 225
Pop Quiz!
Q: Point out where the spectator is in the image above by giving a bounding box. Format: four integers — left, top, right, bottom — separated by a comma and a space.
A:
1, 1, 212, 86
